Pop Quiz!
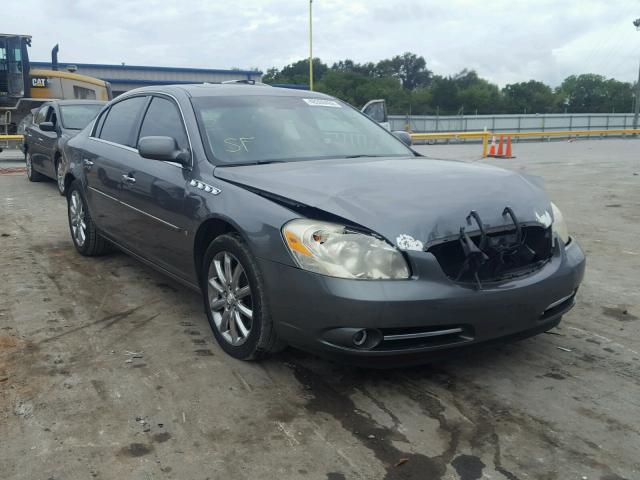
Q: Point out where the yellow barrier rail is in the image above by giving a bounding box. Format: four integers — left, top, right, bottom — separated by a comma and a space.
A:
410, 129, 640, 157
0, 135, 24, 142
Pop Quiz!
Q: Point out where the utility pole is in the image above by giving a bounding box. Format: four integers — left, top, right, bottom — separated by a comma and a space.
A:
634, 18, 640, 132
634, 61, 640, 131
309, 0, 313, 91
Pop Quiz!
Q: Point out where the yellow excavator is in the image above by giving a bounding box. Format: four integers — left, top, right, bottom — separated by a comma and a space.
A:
1, 34, 112, 142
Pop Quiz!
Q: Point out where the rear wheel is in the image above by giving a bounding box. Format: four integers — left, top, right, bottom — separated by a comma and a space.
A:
67, 181, 111, 256
26, 151, 45, 182
202, 233, 284, 360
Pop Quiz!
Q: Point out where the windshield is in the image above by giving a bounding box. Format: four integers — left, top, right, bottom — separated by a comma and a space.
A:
191, 95, 412, 165
59, 104, 103, 130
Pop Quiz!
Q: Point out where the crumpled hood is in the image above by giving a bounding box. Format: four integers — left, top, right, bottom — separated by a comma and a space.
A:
214, 157, 552, 249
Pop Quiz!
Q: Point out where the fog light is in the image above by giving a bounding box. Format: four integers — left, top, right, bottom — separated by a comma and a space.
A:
353, 329, 368, 347
351, 328, 382, 350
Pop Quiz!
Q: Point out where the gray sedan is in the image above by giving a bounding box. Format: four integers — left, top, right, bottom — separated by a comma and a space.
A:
62, 84, 585, 365
24, 100, 105, 194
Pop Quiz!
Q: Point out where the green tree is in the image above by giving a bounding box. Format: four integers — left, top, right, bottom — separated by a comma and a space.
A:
263, 56, 635, 116
457, 79, 502, 114
555, 74, 633, 113
332, 59, 377, 77
502, 80, 557, 113
262, 58, 328, 86
375, 52, 432, 90
315, 70, 407, 111
603, 79, 634, 113
429, 75, 460, 114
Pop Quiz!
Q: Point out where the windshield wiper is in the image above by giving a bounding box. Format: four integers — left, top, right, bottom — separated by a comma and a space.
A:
220, 159, 286, 167
344, 154, 386, 159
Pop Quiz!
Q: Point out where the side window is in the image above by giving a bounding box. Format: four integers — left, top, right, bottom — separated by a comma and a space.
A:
99, 96, 147, 147
93, 108, 108, 137
138, 96, 188, 150
35, 106, 49, 125
73, 85, 97, 100
46, 107, 57, 127
363, 101, 386, 123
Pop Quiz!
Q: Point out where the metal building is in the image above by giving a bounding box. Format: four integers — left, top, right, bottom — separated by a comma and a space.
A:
30, 62, 263, 96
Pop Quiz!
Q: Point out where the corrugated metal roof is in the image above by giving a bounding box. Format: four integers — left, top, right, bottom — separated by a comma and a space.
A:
30, 62, 262, 76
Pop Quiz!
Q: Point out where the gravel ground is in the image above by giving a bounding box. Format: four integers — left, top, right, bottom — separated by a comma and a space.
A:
0, 138, 638, 480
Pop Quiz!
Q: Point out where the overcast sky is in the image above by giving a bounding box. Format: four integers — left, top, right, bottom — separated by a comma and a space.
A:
7, 0, 640, 87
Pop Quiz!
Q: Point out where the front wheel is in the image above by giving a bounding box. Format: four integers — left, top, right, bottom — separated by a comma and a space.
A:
202, 233, 284, 360
67, 181, 111, 256
26, 151, 45, 182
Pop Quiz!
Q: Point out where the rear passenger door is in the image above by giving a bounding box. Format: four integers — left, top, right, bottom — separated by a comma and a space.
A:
84, 95, 148, 239
116, 95, 192, 277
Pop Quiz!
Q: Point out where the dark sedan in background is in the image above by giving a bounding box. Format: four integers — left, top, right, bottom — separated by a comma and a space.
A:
61, 84, 585, 365
24, 100, 105, 194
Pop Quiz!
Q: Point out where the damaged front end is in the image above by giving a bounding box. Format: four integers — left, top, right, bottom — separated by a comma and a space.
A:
428, 207, 553, 289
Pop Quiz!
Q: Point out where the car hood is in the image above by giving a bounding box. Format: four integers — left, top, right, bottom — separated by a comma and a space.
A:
214, 157, 553, 249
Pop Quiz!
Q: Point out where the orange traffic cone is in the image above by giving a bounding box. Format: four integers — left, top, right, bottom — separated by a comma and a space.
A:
504, 136, 515, 158
496, 135, 504, 158
488, 136, 496, 157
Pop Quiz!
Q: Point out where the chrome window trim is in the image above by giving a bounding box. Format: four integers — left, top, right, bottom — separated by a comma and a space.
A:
89, 186, 182, 232
89, 91, 194, 169
88, 136, 184, 171
89, 136, 138, 153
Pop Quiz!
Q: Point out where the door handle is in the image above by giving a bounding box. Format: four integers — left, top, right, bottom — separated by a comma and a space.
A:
122, 174, 136, 184
83, 158, 94, 168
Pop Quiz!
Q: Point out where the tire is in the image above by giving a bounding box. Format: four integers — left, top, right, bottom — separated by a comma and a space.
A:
55, 156, 66, 195
201, 233, 284, 360
26, 151, 45, 182
66, 180, 111, 256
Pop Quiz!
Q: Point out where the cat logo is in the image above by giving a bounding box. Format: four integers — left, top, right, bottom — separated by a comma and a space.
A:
31, 77, 49, 88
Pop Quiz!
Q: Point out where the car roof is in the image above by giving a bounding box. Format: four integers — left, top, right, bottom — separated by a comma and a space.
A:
52, 100, 107, 106
118, 83, 333, 99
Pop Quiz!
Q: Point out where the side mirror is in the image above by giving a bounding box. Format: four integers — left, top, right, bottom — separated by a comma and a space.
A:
39, 121, 55, 132
392, 130, 412, 147
138, 136, 189, 164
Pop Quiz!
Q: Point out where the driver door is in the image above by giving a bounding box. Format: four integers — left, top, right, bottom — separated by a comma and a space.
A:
361, 99, 390, 130
39, 105, 60, 177
116, 95, 192, 278
26, 105, 50, 173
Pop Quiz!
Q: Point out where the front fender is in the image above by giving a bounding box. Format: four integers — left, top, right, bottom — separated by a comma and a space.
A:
193, 179, 300, 267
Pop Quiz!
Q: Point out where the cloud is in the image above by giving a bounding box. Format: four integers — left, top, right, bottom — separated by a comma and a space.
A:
7, 0, 640, 87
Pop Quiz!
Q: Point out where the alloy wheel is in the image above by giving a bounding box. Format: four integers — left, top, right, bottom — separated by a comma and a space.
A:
207, 251, 253, 346
69, 190, 87, 247
26, 153, 32, 179
56, 161, 65, 193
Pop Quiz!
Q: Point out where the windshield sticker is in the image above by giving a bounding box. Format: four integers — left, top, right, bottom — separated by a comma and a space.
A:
396, 234, 424, 251
303, 98, 342, 108
224, 137, 255, 153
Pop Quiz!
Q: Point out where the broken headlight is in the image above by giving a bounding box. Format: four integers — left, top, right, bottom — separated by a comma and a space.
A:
551, 202, 570, 244
282, 219, 410, 279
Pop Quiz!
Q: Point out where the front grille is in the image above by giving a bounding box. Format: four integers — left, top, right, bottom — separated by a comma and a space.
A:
428, 225, 553, 285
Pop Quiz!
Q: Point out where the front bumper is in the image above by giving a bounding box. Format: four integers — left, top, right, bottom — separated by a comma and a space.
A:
259, 239, 585, 365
